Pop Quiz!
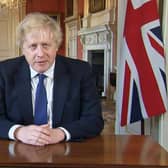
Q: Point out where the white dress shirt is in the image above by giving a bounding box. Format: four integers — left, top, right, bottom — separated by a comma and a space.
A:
8, 61, 70, 141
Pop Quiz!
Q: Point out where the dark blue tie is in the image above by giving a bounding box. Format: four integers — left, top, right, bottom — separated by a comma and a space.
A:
34, 74, 48, 125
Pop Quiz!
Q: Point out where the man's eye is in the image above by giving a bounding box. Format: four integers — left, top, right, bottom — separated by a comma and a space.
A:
29, 45, 37, 50
42, 44, 50, 49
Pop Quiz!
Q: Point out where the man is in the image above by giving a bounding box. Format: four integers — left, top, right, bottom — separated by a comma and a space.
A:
0, 13, 104, 146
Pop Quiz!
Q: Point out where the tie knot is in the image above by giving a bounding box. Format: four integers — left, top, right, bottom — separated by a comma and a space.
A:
38, 74, 46, 82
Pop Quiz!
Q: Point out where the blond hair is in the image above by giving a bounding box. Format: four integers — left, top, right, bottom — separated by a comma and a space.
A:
16, 12, 62, 49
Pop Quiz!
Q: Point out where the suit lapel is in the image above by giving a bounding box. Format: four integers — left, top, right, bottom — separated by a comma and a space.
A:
14, 58, 34, 124
52, 56, 70, 127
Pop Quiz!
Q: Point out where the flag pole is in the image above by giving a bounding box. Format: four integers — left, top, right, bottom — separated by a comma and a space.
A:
141, 119, 145, 135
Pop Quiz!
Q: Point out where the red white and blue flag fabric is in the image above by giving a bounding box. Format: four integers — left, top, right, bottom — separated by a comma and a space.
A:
119, 0, 167, 126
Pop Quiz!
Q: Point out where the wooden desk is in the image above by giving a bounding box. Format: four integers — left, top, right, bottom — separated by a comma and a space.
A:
0, 135, 168, 168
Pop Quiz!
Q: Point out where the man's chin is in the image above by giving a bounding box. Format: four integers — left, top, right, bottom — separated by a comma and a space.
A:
33, 65, 49, 73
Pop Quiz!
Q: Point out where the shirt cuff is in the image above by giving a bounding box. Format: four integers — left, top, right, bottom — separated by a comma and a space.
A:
8, 125, 22, 140
59, 127, 71, 141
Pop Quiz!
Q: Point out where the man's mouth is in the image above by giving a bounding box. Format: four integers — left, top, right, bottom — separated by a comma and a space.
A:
36, 61, 47, 64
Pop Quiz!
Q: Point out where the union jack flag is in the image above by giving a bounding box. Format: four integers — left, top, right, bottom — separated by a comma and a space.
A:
119, 0, 167, 126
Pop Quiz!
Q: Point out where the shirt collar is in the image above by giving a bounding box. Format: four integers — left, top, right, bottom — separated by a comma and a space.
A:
30, 61, 55, 79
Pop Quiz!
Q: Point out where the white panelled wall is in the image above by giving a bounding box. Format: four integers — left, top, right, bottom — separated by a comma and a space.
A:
159, 0, 168, 151
0, 1, 26, 60
0, 8, 19, 60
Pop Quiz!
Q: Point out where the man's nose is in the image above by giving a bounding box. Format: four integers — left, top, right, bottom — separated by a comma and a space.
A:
36, 45, 44, 56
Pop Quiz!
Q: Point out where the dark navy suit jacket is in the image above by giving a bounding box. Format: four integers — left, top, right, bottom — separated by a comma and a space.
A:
0, 55, 104, 141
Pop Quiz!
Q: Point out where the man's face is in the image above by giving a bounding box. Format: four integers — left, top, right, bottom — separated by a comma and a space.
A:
22, 27, 58, 73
